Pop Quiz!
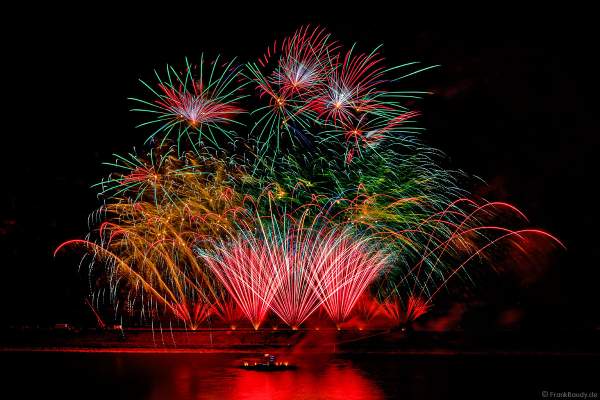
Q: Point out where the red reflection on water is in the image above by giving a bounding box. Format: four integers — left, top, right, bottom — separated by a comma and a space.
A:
228, 362, 385, 400
150, 355, 385, 400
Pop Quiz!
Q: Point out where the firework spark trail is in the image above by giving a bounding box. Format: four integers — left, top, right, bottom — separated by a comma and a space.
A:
156, 81, 241, 127
274, 25, 339, 98
212, 296, 245, 327
130, 56, 247, 150
306, 46, 386, 125
201, 239, 281, 329
56, 146, 252, 329
268, 228, 322, 329
198, 214, 390, 328
197, 218, 318, 329
354, 294, 382, 322
304, 230, 389, 325
380, 295, 430, 326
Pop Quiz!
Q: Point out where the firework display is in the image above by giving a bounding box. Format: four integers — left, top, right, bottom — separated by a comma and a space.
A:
198, 213, 390, 329
55, 26, 562, 331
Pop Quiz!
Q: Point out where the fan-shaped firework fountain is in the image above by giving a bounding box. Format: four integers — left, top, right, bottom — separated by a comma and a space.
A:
55, 26, 562, 331
198, 213, 390, 329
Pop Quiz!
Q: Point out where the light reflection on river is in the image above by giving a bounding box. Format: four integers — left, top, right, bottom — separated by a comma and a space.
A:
149, 354, 384, 400
2, 351, 596, 399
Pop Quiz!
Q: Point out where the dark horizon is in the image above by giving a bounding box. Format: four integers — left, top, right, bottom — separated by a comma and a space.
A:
2, 8, 597, 332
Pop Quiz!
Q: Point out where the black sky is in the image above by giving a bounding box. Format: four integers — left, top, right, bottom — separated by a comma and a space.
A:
2, 7, 598, 329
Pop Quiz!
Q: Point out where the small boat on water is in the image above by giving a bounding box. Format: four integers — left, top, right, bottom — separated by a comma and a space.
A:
240, 354, 296, 371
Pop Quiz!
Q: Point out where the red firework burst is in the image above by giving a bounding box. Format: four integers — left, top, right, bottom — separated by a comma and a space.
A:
156, 80, 243, 128
307, 48, 387, 125
273, 26, 339, 98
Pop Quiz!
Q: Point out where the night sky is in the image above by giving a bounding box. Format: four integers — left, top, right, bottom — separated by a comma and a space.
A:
2, 8, 597, 330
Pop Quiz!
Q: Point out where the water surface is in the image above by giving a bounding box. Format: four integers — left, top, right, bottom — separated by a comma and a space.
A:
2, 351, 596, 399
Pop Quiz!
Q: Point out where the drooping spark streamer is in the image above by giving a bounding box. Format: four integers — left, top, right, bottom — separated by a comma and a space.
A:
55, 146, 250, 329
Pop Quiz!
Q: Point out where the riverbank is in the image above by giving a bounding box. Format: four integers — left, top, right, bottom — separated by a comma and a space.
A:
2, 327, 599, 355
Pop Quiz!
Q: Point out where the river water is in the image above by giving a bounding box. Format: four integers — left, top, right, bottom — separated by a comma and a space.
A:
2, 351, 596, 399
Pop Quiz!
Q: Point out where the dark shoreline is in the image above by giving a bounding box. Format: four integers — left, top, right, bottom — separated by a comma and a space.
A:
2, 328, 599, 355
3, 348, 600, 357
